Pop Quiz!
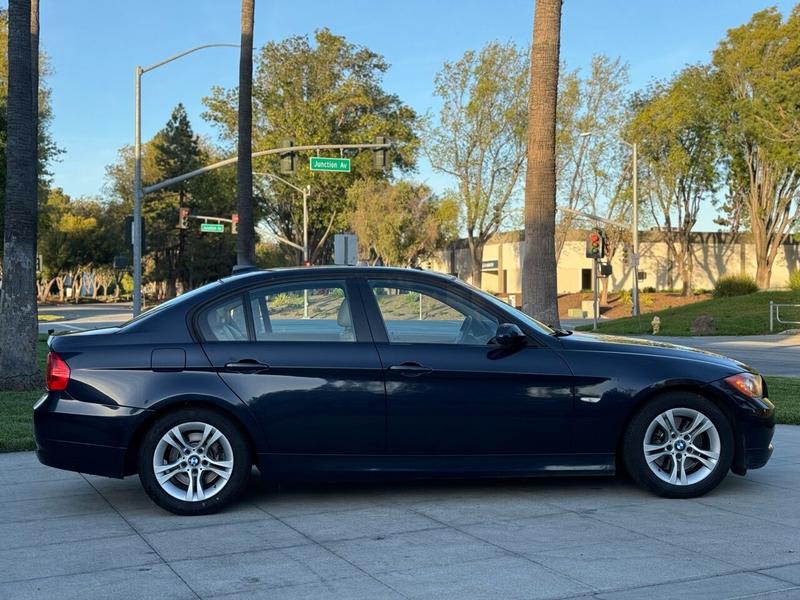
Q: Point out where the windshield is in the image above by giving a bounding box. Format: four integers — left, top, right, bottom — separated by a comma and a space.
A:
119, 280, 223, 328
457, 280, 555, 335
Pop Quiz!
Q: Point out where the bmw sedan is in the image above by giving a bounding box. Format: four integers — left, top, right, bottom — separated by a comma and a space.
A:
34, 267, 775, 514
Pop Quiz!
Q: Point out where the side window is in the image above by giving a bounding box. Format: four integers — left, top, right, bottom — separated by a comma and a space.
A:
198, 295, 248, 342
368, 280, 498, 345
249, 281, 355, 342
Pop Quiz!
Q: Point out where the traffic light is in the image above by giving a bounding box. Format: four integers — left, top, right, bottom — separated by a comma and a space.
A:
178, 207, 190, 229
585, 230, 605, 259
373, 135, 388, 170
622, 244, 631, 266
280, 139, 296, 174
231, 213, 239, 234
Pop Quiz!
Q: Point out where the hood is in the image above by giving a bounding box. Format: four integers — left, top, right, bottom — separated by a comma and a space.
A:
558, 331, 755, 374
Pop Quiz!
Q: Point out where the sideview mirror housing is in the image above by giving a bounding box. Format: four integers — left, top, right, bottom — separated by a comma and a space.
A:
495, 323, 526, 346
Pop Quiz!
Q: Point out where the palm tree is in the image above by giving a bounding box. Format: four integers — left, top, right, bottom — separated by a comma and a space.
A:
236, 0, 255, 267
522, 0, 562, 327
0, 0, 40, 390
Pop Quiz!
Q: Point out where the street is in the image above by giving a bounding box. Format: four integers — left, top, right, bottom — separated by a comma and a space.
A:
1, 426, 799, 599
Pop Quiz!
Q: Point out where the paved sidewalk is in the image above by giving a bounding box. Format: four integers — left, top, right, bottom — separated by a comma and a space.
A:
1, 427, 800, 599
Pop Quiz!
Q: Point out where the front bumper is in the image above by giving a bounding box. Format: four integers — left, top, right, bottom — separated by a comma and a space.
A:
34, 393, 149, 478
706, 380, 776, 475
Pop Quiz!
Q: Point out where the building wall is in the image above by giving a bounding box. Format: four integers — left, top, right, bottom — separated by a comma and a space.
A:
428, 231, 800, 296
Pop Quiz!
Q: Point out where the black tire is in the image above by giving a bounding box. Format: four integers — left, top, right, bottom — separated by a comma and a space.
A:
623, 392, 734, 499
138, 407, 251, 515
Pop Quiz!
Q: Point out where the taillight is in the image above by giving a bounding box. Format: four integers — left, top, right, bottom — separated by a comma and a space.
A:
46, 352, 70, 391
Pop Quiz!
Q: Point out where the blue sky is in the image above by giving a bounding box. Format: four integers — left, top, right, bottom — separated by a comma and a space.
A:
38, 0, 796, 229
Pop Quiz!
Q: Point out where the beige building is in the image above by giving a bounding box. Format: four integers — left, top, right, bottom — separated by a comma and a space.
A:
429, 230, 800, 299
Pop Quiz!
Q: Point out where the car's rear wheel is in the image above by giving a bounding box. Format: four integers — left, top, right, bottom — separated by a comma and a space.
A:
623, 392, 734, 498
138, 407, 250, 515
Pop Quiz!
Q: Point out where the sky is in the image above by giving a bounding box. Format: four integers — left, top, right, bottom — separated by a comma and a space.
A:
33, 0, 797, 230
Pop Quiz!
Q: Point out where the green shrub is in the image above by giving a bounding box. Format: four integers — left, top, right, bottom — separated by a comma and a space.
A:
713, 274, 759, 298
790, 271, 800, 292
618, 289, 632, 305
642, 286, 657, 294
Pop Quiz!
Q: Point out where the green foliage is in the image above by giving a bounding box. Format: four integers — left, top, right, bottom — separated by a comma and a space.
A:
789, 271, 800, 292
713, 274, 759, 298
348, 180, 457, 266
618, 289, 632, 306
202, 29, 419, 263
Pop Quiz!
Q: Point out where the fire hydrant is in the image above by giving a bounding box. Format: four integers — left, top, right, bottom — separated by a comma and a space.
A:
651, 316, 661, 335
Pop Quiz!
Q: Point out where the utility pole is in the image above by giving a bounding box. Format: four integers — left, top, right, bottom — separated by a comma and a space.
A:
631, 142, 640, 317
132, 44, 239, 316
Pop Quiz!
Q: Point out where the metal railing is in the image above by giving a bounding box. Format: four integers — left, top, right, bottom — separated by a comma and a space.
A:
769, 301, 800, 332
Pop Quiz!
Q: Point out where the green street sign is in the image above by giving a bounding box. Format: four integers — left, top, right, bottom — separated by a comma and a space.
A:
310, 156, 351, 173
200, 223, 225, 233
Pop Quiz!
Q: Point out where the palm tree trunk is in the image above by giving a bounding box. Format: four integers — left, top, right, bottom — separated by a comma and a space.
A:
521, 0, 562, 328
0, 0, 40, 390
236, 0, 256, 267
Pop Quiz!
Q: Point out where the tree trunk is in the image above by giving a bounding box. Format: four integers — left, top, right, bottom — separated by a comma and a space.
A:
756, 260, 771, 289
236, 0, 256, 267
468, 237, 484, 289
522, 0, 562, 328
0, 0, 40, 390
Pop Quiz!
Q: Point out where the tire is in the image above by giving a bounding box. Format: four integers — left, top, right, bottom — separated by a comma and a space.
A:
623, 392, 734, 499
138, 407, 251, 515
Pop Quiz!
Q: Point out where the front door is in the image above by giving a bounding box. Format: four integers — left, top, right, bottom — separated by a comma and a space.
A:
360, 277, 574, 455
198, 277, 385, 455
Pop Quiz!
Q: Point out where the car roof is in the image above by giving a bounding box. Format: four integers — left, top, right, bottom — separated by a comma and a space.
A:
220, 266, 459, 284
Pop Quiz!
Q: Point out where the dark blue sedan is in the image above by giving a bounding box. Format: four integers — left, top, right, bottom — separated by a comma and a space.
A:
34, 267, 775, 514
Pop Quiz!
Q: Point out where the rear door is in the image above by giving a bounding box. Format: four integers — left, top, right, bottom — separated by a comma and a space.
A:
198, 276, 385, 455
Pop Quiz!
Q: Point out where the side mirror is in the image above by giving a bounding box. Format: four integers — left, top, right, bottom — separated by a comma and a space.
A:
495, 323, 526, 346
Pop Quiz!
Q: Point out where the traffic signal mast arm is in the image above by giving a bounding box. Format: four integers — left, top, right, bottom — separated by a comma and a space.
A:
143, 141, 393, 195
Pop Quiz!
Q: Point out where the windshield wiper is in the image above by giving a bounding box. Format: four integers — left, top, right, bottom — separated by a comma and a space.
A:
551, 328, 573, 337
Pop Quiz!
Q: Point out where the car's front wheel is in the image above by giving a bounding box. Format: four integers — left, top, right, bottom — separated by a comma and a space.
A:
623, 393, 734, 498
138, 407, 251, 515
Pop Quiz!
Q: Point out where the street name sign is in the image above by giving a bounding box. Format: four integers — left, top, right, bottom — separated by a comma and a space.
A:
310, 156, 351, 173
200, 223, 225, 233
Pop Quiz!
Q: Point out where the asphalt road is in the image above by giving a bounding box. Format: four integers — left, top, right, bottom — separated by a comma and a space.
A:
1, 426, 799, 599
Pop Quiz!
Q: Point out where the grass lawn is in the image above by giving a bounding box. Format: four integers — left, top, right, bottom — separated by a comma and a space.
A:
577, 290, 800, 336
0, 339, 798, 453
37, 314, 64, 322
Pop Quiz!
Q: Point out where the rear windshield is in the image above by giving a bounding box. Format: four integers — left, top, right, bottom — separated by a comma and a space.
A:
119, 280, 223, 328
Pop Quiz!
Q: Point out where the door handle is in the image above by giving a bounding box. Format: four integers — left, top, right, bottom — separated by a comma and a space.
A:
224, 359, 270, 373
388, 362, 433, 377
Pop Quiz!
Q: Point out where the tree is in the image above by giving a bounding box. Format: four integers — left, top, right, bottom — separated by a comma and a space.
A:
0, 0, 39, 389
348, 180, 457, 267
713, 7, 800, 288
425, 42, 528, 287
522, 0, 563, 327
204, 28, 418, 264
236, 0, 255, 267
555, 56, 629, 259
153, 104, 201, 292
628, 66, 719, 295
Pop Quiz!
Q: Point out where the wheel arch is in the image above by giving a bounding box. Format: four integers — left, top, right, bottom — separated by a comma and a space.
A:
615, 382, 745, 476
124, 396, 261, 476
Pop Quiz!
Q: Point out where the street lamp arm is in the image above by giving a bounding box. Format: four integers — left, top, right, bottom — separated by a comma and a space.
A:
559, 206, 628, 230
253, 172, 304, 195
141, 43, 240, 73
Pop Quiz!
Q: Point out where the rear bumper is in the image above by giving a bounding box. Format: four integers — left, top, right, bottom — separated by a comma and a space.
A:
34, 393, 149, 478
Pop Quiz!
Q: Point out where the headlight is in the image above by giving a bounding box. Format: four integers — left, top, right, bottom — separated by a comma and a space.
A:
724, 372, 763, 398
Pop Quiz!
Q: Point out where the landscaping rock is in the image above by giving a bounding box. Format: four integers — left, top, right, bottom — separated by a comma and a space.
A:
690, 314, 716, 335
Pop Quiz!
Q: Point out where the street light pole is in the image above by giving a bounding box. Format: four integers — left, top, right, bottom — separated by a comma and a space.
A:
254, 172, 312, 262
631, 142, 640, 317
133, 66, 143, 316
132, 44, 239, 316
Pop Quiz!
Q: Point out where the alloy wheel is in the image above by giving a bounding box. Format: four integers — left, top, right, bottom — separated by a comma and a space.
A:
642, 408, 721, 486
152, 421, 234, 502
